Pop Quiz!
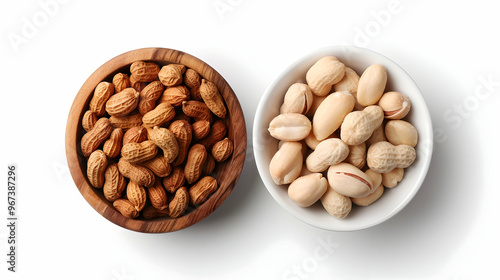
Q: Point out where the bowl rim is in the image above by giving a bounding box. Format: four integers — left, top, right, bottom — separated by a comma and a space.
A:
253, 45, 433, 231
65, 47, 247, 233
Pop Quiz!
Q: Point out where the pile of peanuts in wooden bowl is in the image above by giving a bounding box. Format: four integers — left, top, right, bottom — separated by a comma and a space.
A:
253, 46, 433, 231
66, 48, 246, 233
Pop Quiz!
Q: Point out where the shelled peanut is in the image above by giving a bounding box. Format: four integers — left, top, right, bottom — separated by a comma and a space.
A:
268, 56, 418, 219
81, 61, 232, 219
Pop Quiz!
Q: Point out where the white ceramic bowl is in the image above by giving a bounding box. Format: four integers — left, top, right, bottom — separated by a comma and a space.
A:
253, 46, 433, 231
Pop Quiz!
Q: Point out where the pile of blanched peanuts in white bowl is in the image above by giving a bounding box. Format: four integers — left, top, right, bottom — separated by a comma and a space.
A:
267, 55, 418, 219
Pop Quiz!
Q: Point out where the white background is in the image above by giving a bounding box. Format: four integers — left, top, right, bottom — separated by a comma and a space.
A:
1, 0, 499, 279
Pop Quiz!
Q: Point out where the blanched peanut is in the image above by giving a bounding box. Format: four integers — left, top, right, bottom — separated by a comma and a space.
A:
385, 120, 418, 147
313, 91, 355, 140
305, 95, 327, 118
340, 105, 384, 145
378, 91, 411, 119
268, 113, 311, 141
351, 91, 366, 111
327, 163, 374, 198
367, 141, 416, 173
352, 169, 384, 206
357, 64, 387, 106
288, 173, 328, 207
306, 139, 349, 172
306, 56, 346, 96
333, 67, 359, 93
382, 168, 404, 188
367, 124, 387, 146
345, 142, 366, 169
304, 130, 338, 150
304, 131, 320, 150
269, 142, 303, 185
351, 184, 384, 206
279, 140, 308, 160
333, 67, 365, 111
280, 83, 313, 114
365, 169, 382, 189
320, 186, 352, 219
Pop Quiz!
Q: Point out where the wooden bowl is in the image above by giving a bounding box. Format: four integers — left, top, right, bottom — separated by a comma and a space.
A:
65, 48, 246, 233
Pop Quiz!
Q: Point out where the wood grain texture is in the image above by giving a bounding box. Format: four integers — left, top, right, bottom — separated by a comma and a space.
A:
65, 48, 246, 233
